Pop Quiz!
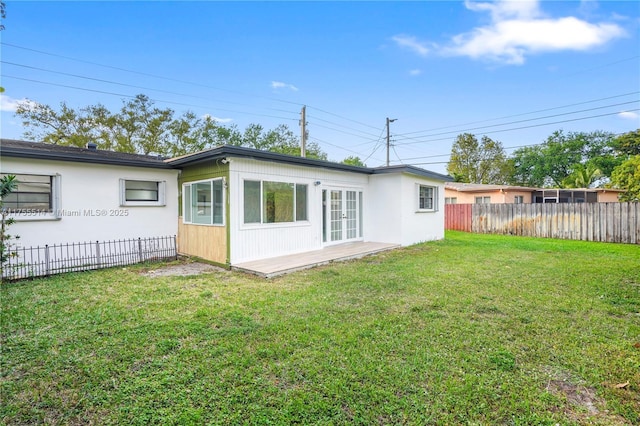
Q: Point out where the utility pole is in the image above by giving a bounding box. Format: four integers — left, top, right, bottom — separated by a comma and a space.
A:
300, 106, 307, 158
386, 117, 397, 167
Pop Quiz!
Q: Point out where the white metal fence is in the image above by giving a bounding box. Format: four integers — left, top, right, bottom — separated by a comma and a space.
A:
2, 235, 177, 281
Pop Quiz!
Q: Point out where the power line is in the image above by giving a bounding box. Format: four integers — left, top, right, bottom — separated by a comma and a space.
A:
1, 41, 303, 107
2, 75, 299, 122
395, 109, 640, 147
0, 60, 297, 114
395, 91, 640, 138
1, 42, 383, 138
396, 131, 633, 166
394, 100, 639, 146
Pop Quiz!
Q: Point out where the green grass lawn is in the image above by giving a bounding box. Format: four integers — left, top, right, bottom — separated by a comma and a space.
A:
2, 232, 639, 425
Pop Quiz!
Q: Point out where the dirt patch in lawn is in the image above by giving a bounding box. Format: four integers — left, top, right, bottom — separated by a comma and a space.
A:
547, 379, 630, 425
140, 262, 227, 277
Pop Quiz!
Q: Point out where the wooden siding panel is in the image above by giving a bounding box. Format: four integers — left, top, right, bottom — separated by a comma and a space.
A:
177, 219, 227, 264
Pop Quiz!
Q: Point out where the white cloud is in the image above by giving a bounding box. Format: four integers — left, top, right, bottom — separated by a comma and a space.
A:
395, 0, 626, 65
464, 0, 541, 20
409, 69, 423, 76
0, 94, 35, 112
391, 34, 431, 56
202, 113, 233, 124
271, 81, 298, 92
618, 111, 639, 120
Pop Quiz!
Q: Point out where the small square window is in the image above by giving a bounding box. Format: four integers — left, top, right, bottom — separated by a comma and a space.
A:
418, 185, 437, 211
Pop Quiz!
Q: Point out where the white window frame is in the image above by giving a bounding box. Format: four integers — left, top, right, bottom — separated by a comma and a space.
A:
445, 197, 457, 204
475, 196, 491, 204
182, 178, 225, 226
242, 179, 309, 226
119, 179, 166, 207
1, 173, 62, 221
514, 195, 524, 204
417, 184, 437, 212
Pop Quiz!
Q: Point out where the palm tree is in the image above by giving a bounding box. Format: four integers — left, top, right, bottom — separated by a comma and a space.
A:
562, 164, 602, 188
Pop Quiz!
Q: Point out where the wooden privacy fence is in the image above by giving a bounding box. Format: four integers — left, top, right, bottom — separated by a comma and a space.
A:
2, 235, 177, 281
445, 202, 639, 244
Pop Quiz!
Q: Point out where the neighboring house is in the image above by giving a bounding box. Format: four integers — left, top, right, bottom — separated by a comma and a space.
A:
0, 140, 179, 248
1, 140, 452, 268
445, 183, 536, 204
445, 182, 623, 204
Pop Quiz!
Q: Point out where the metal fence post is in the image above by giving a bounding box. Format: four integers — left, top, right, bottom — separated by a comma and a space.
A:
95, 241, 101, 268
44, 245, 50, 276
138, 237, 144, 262
173, 235, 178, 260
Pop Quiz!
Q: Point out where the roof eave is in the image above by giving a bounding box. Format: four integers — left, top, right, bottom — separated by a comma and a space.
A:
0, 147, 172, 169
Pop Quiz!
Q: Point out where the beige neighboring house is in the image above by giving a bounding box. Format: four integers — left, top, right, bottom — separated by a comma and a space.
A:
445, 182, 623, 204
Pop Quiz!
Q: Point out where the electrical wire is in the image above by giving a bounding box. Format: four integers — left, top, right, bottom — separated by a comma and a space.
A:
394, 109, 640, 147
395, 91, 640, 137
2, 75, 299, 122
394, 100, 639, 146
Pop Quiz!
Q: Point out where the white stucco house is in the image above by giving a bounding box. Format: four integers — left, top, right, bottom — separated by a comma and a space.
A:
1, 139, 452, 274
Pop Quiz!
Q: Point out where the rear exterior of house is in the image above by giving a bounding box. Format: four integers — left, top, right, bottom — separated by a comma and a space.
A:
1, 140, 451, 270
169, 146, 451, 266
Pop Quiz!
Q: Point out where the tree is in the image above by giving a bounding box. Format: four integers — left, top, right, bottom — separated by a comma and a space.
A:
610, 155, 640, 202
611, 129, 640, 157
341, 156, 366, 167
447, 133, 512, 184
226, 123, 327, 160
510, 130, 616, 188
561, 163, 602, 188
1, 175, 19, 281
1, 1, 6, 31
15, 94, 328, 159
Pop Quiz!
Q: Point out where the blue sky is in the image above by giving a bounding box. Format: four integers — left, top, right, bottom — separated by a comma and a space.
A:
1, 0, 639, 174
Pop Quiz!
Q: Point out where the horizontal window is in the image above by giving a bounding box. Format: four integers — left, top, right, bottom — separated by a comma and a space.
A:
445, 197, 457, 204
1, 173, 53, 213
183, 178, 224, 225
244, 180, 308, 224
475, 196, 491, 204
120, 179, 166, 206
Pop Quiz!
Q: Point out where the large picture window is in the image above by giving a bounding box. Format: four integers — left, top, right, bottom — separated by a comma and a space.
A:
244, 180, 308, 224
182, 178, 224, 225
0, 173, 53, 212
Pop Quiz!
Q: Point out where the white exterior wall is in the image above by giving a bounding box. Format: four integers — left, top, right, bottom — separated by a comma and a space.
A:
398, 174, 445, 245
1, 157, 179, 248
366, 173, 403, 244
228, 158, 369, 264
367, 173, 445, 246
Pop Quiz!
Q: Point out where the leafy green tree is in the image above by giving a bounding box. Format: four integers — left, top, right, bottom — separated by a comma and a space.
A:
610, 155, 640, 201
447, 133, 512, 184
1, 175, 19, 281
341, 156, 366, 167
226, 123, 326, 160
15, 94, 327, 159
510, 130, 616, 188
611, 129, 640, 157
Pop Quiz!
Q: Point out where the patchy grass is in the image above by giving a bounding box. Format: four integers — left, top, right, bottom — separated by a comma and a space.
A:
1, 232, 639, 425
